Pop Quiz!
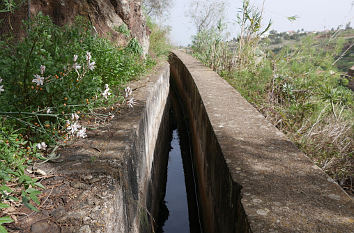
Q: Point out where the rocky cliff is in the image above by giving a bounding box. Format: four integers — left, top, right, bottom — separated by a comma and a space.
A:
0, 0, 150, 55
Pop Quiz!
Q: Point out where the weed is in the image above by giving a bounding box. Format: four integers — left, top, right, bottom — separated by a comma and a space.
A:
115, 24, 131, 37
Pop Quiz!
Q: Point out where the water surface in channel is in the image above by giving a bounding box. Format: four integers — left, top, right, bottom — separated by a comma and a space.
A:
157, 125, 203, 233
160, 129, 190, 233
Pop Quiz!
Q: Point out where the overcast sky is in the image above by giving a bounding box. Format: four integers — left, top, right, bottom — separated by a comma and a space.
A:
166, 0, 354, 46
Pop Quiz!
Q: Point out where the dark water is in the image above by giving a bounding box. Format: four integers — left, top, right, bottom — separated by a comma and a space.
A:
156, 88, 203, 233
156, 119, 203, 233
161, 129, 190, 233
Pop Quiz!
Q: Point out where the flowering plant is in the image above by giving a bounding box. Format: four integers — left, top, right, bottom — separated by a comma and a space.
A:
0, 14, 147, 224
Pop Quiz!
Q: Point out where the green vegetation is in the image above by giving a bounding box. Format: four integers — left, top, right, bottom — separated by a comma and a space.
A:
0, 12, 169, 231
147, 17, 172, 59
190, 0, 353, 193
265, 28, 354, 72
0, 0, 26, 13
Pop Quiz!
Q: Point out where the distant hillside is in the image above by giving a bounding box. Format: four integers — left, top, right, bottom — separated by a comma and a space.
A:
263, 28, 354, 72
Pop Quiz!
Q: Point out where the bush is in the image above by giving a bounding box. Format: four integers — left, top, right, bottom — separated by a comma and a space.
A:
0, 13, 153, 227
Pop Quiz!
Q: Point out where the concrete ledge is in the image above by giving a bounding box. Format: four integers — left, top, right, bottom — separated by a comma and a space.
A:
169, 51, 353, 233
18, 63, 170, 233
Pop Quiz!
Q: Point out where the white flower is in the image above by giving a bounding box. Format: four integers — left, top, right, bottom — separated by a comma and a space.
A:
46, 108, 52, 114
71, 113, 80, 121
86, 52, 92, 62
73, 63, 82, 71
102, 89, 111, 99
32, 74, 44, 86
127, 98, 136, 108
73, 54, 78, 62
67, 121, 81, 135
40, 65, 46, 75
102, 84, 111, 99
37, 142, 47, 150
88, 61, 95, 71
0, 78, 3, 94
125, 86, 132, 98
77, 127, 87, 138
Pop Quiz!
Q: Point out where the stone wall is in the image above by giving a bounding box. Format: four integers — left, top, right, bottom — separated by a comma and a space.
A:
0, 0, 149, 55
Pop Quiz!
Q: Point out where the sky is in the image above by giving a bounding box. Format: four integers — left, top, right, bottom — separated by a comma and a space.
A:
165, 0, 354, 46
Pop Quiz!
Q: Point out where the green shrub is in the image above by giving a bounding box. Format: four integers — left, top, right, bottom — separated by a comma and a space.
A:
0, 13, 154, 228
0, 0, 26, 13
115, 24, 131, 37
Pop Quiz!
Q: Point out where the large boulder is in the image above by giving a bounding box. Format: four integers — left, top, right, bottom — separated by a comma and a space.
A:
0, 0, 150, 55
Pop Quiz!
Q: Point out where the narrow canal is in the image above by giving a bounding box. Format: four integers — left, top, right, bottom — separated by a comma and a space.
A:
158, 129, 189, 233
156, 95, 203, 233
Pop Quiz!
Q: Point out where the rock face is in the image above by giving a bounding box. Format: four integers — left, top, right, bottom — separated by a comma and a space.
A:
0, 0, 150, 55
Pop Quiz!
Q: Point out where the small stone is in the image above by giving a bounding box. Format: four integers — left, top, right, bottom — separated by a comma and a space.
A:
252, 199, 263, 204
35, 169, 47, 176
83, 175, 93, 180
256, 208, 270, 216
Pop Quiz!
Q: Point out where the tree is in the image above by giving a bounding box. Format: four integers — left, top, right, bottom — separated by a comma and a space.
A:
345, 22, 352, 30
269, 29, 277, 35
187, 0, 225, 32
143, 0, 171, 18
234, 0, 271, 69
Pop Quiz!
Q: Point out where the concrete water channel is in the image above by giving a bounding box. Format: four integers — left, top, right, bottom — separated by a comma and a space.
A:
151, 51, 353, 233
24, 50, 353, 233
138, 50, 353, 233
155, 85, 203, 233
